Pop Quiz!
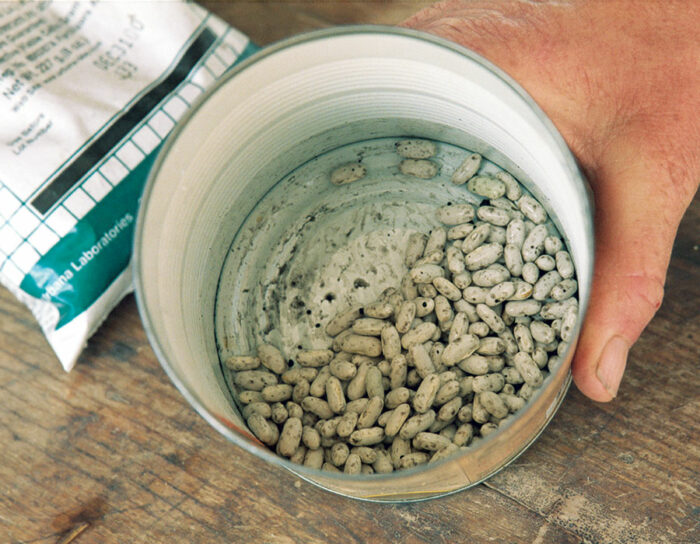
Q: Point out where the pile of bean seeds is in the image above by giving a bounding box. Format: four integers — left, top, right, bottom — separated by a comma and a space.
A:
224, 139, 579, 474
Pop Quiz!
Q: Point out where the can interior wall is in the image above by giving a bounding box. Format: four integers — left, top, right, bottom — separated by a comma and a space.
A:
134, 27, 593, 502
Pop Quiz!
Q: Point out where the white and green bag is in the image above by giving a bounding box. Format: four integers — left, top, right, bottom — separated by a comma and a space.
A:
0, 1, 256, 370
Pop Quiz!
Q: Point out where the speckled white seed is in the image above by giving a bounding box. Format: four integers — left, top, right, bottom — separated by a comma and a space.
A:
399, 158, 439, 179
451, 153, 482, 185
395, 139, 437, 159
467, 175, 506, 199
436, 203, 475, 225
330, 162, 367, 185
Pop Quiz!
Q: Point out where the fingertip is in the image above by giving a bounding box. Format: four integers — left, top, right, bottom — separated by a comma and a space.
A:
571, 360, 614, 403
571, 335, 629, 402
572, 367, 614, 403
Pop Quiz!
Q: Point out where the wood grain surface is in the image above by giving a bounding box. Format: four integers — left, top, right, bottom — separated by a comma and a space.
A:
1, 2, 698, 543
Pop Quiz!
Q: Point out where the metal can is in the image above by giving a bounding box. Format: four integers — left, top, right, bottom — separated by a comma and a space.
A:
134, 27, 593, 501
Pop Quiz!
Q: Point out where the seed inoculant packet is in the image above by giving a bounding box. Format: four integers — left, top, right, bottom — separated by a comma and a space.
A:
0, 1, 256, 370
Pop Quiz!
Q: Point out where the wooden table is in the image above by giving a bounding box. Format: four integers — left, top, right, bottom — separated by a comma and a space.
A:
1, 3, 698, 543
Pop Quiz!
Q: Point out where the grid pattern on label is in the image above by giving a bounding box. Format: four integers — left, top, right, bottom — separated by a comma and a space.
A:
0, 25, 248, 287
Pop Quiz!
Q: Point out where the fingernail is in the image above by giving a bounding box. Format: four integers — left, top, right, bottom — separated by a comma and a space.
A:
595, 335, 629, 399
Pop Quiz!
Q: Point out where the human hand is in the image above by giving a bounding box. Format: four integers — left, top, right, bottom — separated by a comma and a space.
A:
402, 0, 700, 401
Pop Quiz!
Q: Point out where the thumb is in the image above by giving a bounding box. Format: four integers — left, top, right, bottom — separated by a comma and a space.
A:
571, 144, 685, 402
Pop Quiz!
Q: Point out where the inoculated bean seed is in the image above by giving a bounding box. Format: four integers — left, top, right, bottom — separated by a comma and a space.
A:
234, 370, 278, 392
282, 367, 317, 385
417, 283, 438, 298
495, 171, 522, 201
505, 300, 542, 317
500, 392, 526, 413
413, 432, 452, 451
365, 366, 385, 400
477, 205, 511, 226
338, 334, 382, 357
302, 397, 334, 419
506, 218, 526, 248
545, 236, 563, 255
472, 264, 509, 287
410, 263, 444, 284
453, 423, 474, 446
417, 249, 444, 266
329, 358, 357, 381
399, 158, 439, 179
458, 354, 490, 376
551, 279, 578, 301
363, 301, 394, 319
476, 337, 506, 355
457, 404, 473, 423
467, 175, 506, 199
271, 402, 289, 424
560, 305, 578, 343
452, 153, 482, 185
226, 356, 260, 371
438, 396, 463, 422
436, 203, 475, 225
530, 321, 555, 344
326, 308, 361, 337
352, 318, 387, 337
476, 303, 506, 333
471, 394, 490, 424
479, 392, 509, 419
400, 322, 438, 350
473, 373, 505, 394
242, 402, 272, 420
325, 376, 346, 414
514, 323, 534, 353
461, 223, 491, 253
395, 301, 417, 334
247, 414, 279, 446
447, 223, 475, 240
435, 379, 461, 405
399, 410, 436, 439
331, 162, 366, 185
373, 450, 394, 473
518, 194, 547, 224
405, 232, 428, 267
349, 427, 385, 446
413, 297, 434, 318
433, 277, 462, 301
504, 244, 524, 277
555, 251, 574, 279
413, 374, 441, 413
535, 254, 556, 271
520, 262, 539, 285
465, 243, 503, 270
258, 344, 287, 375
480, 422, 499, 437
540, 298, 577, 319
444, 246, 465, 276
292, 379, 310, 404
396, 138, 436, 159
513, 352, 544, 387
278, 417, 303, 457
522, 224, 548, 262
304, 448, 324, 469
357, 396, 384, 429
330, 442, 350, 466
238, 390, 264, 404
401, 274, 419, 300
426, 228, 448, 255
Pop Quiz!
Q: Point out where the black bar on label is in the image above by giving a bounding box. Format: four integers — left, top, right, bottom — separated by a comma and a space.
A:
31, 27, 216, 215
